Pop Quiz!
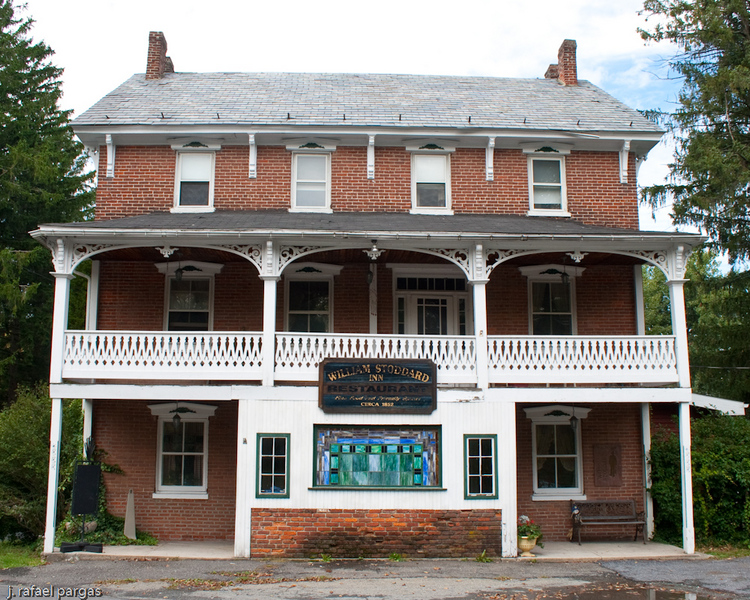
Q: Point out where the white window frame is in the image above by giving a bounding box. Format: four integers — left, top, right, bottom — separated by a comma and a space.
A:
524, 148, 571, 217
409, 147, 454, 215
388, 264, 472, 335
290, 150, 333, 213
171, 145, 219, 213
148, 402, 217, 499
524, 405, 590, 501
283, 262, 342, 332
518, 264, 584, 335
155, 261, 223, 332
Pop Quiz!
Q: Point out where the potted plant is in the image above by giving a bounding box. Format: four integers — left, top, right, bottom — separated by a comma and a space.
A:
517, 515, 543, 557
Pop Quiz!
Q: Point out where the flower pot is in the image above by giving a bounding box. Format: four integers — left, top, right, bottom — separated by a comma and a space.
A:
518, 535, 537, 557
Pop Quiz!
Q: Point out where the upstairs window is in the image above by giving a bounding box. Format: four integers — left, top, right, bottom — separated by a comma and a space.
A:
518, 264, 584, 336
173, 151, 216, 212
284, 263, 342, 332
155, 261, 223, 332
525, 149, 570, 216
292, 152, 331, 211
167, 277, 211, 331
410, 150, 452, 214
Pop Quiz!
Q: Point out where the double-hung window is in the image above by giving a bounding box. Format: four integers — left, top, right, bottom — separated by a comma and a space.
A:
291, 152, 332, 211
156, 261, 223, 332
410, 150, 452, 214
149, 402, 217, 499
525, 406, 590, 500
284, 263, 341, 332
518, 264, 584, 336
525, 148, 570, 216
172, 146, 218, 212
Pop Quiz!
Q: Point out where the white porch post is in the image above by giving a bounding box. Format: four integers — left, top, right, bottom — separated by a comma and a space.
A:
641, 402, 654, 539
43, 397, 63, 554
261, 277, 278, 386
679, 401, 695, 554
49, 273, 73, 384
498, 402, 518, 557
668, 278, 691, 388
472, 281, 489, 391
234, 398, 251, 557
82, 260, 99, 453
45, 267, 73, 553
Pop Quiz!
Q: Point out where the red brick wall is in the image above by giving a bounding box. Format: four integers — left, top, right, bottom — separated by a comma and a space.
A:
94, 399, 237, 540
250, 508, 502, 558
97, 262, 164, 330
95, 145, 638, 228
95, 258, 637, 336
516, 403, 645, 541
486, 264, 636, 336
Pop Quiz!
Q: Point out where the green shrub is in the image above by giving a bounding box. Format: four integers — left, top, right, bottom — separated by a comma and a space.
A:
0, 385, 81, 538
650, 413, 750, 546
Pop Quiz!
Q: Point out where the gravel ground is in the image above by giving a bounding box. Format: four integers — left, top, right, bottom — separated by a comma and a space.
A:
1, 556, 747, 600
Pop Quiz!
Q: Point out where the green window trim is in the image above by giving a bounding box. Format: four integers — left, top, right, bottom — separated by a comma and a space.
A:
463, 434, 498, 500
256, 433, 290, 498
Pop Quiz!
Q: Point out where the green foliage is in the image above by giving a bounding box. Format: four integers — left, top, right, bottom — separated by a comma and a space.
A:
475, 549, 492, 562
0, 1, 93, 251
642, 249, 750, 403
0, 385, 81, 538
639, 0, 750, 263
0, 2, 93, 404
649, 414, 750, 546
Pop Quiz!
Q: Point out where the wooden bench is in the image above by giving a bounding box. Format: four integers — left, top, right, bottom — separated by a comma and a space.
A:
570, 500, 646, 545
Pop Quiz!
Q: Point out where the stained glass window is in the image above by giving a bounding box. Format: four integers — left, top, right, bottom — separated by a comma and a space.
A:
314, 427, 440, 488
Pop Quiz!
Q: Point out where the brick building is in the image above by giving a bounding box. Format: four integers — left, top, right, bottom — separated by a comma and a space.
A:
34, 33, 740, 557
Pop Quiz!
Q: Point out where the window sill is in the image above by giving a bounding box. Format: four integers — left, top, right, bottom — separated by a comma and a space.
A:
288, 207, 333, 213
309, 486, 446, 492
152, 492, 209, 500
170, 206, 215, 214
526, 209, 571, 218
410, 208, 453, 216
532, 493, 586, 502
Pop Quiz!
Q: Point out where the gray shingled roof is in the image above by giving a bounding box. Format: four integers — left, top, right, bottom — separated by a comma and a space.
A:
73, 72, 660, 133
42, 210, 678, 238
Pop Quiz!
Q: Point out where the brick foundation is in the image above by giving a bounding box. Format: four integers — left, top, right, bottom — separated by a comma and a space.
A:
250, 508, 502, 558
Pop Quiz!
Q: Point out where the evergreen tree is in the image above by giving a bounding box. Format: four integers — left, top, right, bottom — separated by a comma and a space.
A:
639, 0, 750, 263
0, 1, 92, 404
642, 250, 750, 403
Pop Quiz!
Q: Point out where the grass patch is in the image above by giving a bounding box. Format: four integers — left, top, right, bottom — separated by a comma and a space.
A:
0, 542, 44, 569
699, 544, 750, 559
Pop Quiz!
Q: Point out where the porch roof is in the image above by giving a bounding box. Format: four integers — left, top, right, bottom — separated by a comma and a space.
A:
34, 210, 703, 246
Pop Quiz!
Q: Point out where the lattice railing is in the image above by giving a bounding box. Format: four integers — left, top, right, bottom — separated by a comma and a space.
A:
487, 335, 678, 384
62, 331, 263, 380
274, 334, 476, 383
62, 330, 679, 386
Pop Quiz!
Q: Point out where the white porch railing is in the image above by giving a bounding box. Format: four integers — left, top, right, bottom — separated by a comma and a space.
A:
62, 331, 263, 380
487, 335, 678, 384
274, 333, 477, 384
61, 331, 679, 386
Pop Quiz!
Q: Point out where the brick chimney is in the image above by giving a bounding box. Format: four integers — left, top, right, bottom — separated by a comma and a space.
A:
544, 39, 578, 86
145, 31, 174, 80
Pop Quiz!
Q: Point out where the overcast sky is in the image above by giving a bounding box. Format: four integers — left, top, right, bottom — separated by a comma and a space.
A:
20, 0, 683, 231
